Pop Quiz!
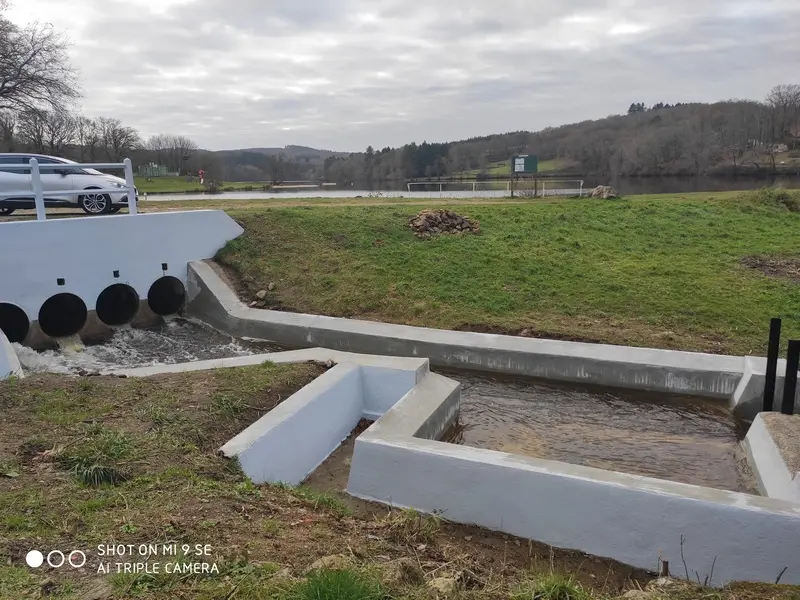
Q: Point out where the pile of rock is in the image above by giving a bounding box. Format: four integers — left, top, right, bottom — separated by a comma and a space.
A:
408, 209, 481, 238
589, 185, 619, 199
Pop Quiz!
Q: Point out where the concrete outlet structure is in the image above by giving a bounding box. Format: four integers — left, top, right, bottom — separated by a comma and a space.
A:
0, 211, 243, 349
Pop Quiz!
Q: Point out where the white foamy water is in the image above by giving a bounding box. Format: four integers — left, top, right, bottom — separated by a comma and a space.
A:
14, 317, 283, 375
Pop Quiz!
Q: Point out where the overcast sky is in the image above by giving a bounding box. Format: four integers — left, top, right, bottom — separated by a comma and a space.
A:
8, 0, 800, 151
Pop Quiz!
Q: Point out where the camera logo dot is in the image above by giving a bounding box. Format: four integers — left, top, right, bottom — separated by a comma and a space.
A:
47, 551, 65, 568
69, 550, 87, 568
25, 550, 44, 568
26, 550, 87, 569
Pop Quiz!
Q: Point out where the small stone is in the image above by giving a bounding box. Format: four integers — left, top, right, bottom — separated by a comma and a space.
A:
268, 282, 276, 291
255, 290, 267, 300
384, 558, 425, 587
79, 580, 114, 600
428, 577, 459, 597
273, 567, 294, 580
304, 554, 352, 574
622, 591, 651, 599
646, 577, 682, 591
249, 301, 258, 307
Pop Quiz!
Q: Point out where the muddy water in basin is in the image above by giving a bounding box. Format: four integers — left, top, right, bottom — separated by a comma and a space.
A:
439, 370, 757, 494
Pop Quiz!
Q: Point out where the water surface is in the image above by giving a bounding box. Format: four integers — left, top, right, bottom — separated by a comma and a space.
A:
439, 370, 757, 494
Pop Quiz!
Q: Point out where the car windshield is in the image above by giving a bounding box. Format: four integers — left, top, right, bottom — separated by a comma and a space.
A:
57, 158, 103, 175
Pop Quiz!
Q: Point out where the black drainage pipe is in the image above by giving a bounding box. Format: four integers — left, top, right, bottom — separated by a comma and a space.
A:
0, 302, 30, 343
96, 284, 140, 326
38, 293, 88, 338
147, 276, 186, 316
781, 340, 799, 415
764, 318, 782, 412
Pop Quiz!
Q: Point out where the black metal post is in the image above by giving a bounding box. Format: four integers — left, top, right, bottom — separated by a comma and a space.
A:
781, 340, 800, 415
764, 318, 782, 412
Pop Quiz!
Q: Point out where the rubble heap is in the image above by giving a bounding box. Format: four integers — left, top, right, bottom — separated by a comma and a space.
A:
408, 209, 481, 238
589, 185, 619, 199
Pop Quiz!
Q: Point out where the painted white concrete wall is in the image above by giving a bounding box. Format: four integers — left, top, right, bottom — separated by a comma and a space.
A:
216, 357, 432, 485
220, 363, 364, 485
0, 211, 243, 324
349, 437, 800, 586
745, 415, 800, 503
187, 261, 747, 399
732, 356, 800, 418
0, 329, 22, 379
361, 365, 423, 419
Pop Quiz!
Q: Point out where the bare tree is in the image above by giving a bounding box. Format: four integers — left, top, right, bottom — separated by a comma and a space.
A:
98, 117, 140, 161
17, 108, 46, 152
42, 108, 75, 155
0, 16, 79, 112
75, 116, 100, 161
145, 133, 198, 174
0, 109, 14, 151
265, 154, 286, 185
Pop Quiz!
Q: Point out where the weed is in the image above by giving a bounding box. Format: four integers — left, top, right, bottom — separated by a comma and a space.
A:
740, 187, 800, 212
212, 392, 247, 417
514, 573, 591, 600
288, 485, 352, 517
291, 569, 384, 600
382, 508, 440, 545
262, 518, 283, 537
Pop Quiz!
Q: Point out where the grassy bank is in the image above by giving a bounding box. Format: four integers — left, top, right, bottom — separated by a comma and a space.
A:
216, 191, 800, 356
134, 176, 273, 194
2, 366, 796, 600
0, 364, 650, 600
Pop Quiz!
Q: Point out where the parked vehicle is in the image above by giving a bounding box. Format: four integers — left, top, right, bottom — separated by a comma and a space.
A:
0, 153, 138, 216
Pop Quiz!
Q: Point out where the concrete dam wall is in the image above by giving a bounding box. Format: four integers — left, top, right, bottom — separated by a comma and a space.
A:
0, 210, 243, 349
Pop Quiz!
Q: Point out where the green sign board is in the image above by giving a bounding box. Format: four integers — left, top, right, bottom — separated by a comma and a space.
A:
510, 155, 538, 174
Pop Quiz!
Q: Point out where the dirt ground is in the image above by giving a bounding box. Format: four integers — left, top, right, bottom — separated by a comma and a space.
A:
741, 255, 800, 283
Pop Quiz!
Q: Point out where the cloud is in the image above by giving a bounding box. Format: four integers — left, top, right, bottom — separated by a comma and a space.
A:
6, 0, 800, 150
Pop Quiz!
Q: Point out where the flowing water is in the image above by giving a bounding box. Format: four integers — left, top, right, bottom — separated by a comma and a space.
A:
439, 370, 757, 494
14, 317, 282, 375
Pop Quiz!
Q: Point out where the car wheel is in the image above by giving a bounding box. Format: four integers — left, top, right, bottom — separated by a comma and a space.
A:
79, 190, 113, 214
0, 206, 15, 216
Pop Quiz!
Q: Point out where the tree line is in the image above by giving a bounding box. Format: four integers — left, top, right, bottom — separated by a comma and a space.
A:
323, 84, 800, 184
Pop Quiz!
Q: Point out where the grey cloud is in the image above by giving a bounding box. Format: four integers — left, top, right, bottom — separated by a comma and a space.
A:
7, 0, 800, 150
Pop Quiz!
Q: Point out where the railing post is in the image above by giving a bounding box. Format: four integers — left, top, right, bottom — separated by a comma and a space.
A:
124, 158, 137, 215
764, 318, 782, 412
781, 340, 799, 415
29, 158, 46, 221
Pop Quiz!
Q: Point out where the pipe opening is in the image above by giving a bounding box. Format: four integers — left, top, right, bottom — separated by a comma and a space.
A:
147, 276, 186, 316
0, 302, 30, 343
96, 284, 140, 326
38, 293, 88, 338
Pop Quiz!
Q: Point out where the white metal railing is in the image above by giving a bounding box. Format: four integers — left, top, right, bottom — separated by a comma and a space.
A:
407, 181, 511, 193
0, 157, 137, 220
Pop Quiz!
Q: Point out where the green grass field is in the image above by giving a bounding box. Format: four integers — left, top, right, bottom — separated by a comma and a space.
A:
215, 190, 800, 356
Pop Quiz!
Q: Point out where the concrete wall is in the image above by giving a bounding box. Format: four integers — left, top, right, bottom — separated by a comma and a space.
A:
220, 364, 364, 485
187, 261, 745, 399
745, 414, 800, 503
349, 438, 800, 586
0, 329, 22, 379
0, 211, 242, 346
732, 357, 800, 419
348, 372, 800, 587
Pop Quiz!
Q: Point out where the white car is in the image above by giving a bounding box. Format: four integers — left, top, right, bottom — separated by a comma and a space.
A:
0, 153, 138, 216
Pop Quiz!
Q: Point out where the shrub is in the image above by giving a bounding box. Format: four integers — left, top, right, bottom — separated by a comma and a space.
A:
739, 188, 800, 212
